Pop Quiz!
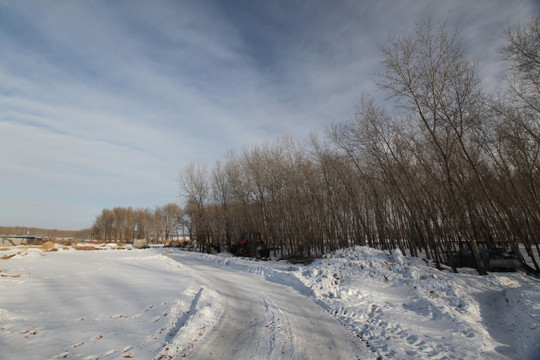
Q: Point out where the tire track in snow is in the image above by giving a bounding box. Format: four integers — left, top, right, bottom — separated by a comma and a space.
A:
165, 288, 203, 343
153, 285, 223, 359
167, 254, 372, 360
256, 295, 296, 359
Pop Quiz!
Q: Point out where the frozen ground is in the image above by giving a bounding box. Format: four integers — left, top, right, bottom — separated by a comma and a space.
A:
0, 244, 539, 360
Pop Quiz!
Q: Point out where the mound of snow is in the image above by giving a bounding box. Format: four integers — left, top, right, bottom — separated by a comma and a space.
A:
304, 247, 540, 359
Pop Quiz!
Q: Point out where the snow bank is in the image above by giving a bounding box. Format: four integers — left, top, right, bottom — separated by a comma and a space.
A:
167, 246, 540, 360
303, 246, 540, 359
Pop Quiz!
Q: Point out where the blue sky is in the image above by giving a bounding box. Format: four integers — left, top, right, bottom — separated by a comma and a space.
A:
0, 0, 537, 230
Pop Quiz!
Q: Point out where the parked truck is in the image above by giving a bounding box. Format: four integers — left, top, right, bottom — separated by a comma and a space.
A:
230, 232, 270, 260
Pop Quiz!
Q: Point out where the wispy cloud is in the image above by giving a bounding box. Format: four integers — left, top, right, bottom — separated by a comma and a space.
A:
0, 0, 537, 229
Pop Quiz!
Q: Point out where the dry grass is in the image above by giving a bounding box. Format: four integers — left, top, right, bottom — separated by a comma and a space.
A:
1, 273, 21, 278
1, 254, 16, 260
0, 269, 21, 277
41, 241, 56, 250
54, 238, 78, 246
72, 245, 99, 251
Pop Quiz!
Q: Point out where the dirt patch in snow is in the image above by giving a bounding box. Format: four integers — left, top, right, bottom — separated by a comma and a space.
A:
72, 245, 100, 251
41, 241, 56, 250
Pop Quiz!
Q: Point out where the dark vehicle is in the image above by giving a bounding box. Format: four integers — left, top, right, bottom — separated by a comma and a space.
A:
165, 241, 182, 248
255, 240, 270, 260
230, 240, 250, 257
206, 243, 221, 254
230, 232, 270, 260
446, 247, 519, 272
488, 248, 520, 272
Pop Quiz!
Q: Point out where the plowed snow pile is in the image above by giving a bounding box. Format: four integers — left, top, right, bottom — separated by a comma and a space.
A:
301, 247, 540, 359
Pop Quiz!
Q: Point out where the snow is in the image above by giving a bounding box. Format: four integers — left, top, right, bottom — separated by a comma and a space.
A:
0, 247, 208, 359
1, 244, 539, 359
167, 253, 369, 359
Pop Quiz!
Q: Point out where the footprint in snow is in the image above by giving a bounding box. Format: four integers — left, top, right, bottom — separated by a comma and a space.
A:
108, 314, 128, 319
53, 352, 69, 359
406, 335, 419, 344
21, 329, 38, 337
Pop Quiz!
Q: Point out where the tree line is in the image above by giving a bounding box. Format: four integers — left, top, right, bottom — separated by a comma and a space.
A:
179, 17, 540, 274
9, 18, 537, 276
0, 226, 92, 239
91, 203, 184, 243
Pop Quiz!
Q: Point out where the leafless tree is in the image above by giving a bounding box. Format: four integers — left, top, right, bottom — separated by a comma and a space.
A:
179, 162, 211, 250
174, 18, 539, 272
160, 203, 182, 241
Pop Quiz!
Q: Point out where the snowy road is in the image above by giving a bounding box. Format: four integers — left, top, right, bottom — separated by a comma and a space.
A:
168, 254, 371, 360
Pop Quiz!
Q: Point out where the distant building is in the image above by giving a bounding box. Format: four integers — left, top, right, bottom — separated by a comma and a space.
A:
0, 235, 45, 246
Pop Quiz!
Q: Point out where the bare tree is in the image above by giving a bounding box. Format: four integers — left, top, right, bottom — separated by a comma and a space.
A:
501, 13, 540, 129
488, 13, 540, 270
376, 22, 490, 273
172, 19, 539, 271
161, 203, 182, 241
179, 162, 211, 250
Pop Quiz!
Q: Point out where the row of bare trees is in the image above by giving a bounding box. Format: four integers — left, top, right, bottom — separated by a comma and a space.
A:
0, 226, 93, 239
179, 17, 540, 273
91, 203, 183, 243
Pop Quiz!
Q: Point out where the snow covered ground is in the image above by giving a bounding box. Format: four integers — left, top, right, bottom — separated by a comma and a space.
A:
1, 243, 539, 359
1, 245, 206, 359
